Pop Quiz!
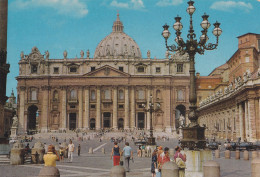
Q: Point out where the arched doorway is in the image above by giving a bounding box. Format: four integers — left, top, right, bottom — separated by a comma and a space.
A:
27, 105, 38, 134
118, 118, 124, 130
90, 118, 95, 130
175, 105, 186, 130
138, 112, 145, 129
103, 112, 111, 128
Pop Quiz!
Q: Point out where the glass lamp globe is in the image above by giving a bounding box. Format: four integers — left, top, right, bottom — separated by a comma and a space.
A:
201, 20, 211, 30
187, 5, 196, 15
173, 22, 183, 31
162, 30, 171, 39
213, 27, 222, 36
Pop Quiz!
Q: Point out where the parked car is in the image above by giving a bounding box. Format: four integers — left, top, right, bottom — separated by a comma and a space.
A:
236, 142, 257, 151
226, 142, 238, 151
207, 142, 220, 150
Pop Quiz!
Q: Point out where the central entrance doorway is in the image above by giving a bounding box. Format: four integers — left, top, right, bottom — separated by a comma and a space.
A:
69, 113, 77, 130
138, 112, 145, 129
103, 112, 111, 128
27, 105, 38, 134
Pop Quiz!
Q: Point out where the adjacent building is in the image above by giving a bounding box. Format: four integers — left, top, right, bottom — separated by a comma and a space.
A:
16, 14, 191, 134
198, 33, 260, 142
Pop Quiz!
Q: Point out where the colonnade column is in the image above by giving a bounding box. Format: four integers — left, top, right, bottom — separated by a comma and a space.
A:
96, 87, 101, 130
146, 88, 150, 130
248, 99, 256, 142
113, 87, 118, 129
61, 87, 67, 131
130, 87, 135, 129
84, 87, 90, 130
238, 103, 244, 141
41, 86, 49, 133
18, 87, 26, 133
78, 87, 83, 129
124, 87, 130, 129
245, 101, 249, 139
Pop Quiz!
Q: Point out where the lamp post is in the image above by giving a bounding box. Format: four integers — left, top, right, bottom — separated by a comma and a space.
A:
162, 0, 222, 150
142, 94, 160, 145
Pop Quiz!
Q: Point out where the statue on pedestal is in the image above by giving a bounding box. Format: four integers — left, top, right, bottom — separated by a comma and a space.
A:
179, 114, 185, 128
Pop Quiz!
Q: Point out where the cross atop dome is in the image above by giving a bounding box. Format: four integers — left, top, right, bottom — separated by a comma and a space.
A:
113, 12, 124, 33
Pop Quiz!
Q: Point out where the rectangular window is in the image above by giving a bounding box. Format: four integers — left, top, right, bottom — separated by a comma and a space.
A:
156, 67, 161, 73
91, 67, 96, 71
104, 89, 111, 99
177, 64, 183, 73
137, 67, 144, 73
119, 67, 124, 72
138, 104, 143, 108
70, 67, 77, 73
91, 90, 96, 100
245, 56, 249, 63
177, 90, 184, 101
54, 67, 59, 73
31, 65, 37, 73
138, 90, 145, 99
31, 90, 37, 100
118, 104, 124, 109
70, 105, 76, 109
90, 104, 96, 109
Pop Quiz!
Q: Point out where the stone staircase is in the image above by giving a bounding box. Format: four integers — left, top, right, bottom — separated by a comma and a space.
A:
0, 154, 10, 164
24, 154, 32, 164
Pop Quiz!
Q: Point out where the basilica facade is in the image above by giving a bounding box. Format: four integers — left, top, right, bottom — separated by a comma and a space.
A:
16, 14, 190, 134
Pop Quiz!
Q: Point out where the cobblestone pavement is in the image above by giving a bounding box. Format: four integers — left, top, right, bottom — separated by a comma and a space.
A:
0, 133, 253, 177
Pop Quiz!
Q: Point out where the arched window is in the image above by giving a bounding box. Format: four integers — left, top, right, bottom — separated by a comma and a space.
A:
31, 90, 37, 100
119, 90, 124, 100
91, 90, 96, 100
104, 89, 111, 99
70, 90, 77, 99
53, 90, 59, 101
138, 90, 145, 99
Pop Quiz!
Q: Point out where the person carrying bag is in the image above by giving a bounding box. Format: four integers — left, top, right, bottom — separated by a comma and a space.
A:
174, 146, 186, 177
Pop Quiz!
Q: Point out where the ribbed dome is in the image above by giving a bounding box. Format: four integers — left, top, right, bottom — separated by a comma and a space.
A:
94, 14, 142, 59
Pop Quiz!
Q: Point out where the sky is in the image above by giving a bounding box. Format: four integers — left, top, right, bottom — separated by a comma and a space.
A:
5, 0, 260, 97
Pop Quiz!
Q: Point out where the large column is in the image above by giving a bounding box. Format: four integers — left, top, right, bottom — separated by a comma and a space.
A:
96, 87, 101, 130
124, 87, 130, 129
164, 86, 172, 132
84, 87, 90, 129
18, 87, 26, 133
60, 87, 67, 131
78, 87, 83, 129
113, 87, 118, 129
239, 103, 244, 141
248, 99, 256, 142
146, 88, 151, 130
130, 87, 135, 129
41, 86, 49, 132
245, 101, 249, 139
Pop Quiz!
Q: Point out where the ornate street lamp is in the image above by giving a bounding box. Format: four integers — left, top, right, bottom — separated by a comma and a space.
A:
142, 94, 161, 145
162, 0, 222, 150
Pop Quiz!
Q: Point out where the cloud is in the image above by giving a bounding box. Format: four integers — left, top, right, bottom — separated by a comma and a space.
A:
11, 0, 88, 18
156, 0, 183, 7
210, 1, 253, 12
110, 0, 145, 10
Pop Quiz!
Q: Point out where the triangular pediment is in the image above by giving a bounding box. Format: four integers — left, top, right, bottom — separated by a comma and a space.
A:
83, 65, 130, 77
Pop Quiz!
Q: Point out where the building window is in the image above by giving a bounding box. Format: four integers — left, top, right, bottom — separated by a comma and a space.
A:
156, 67, 161, 73
53, 90, 59, 101
31, 65, 37, 73
70, 90, 77, 99
137, 67, 144, 73
156, 90, 161, 100
91, 90, 96, 100
177, 64, 183, 73
177, 90, 184, 101
118, 104, 124, 109
31, 90, 37, 100
104, 89, 111, 99
245, 56, 249, 63
90, 104, 96, 109
70, 67, 77, 73
91, 67, 96, 71
138, 90, 145, 99
54, 67, 59, 73
119, 67, 124, 72
70, 105, 76, 109
138, 104, 143, 108
119, 90, 124, 100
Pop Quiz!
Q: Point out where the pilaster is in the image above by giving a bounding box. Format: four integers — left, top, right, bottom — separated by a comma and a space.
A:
113, 87, 118, 129
40, 86, 49, 132
18, 87, 26, 133
146, 89, 151, 130
84, 87, 90, 129
238, 103, 244, 141
78, 87, 83, 129
96, 87, 101, 130
248, 99, 256, 142
130, 87, 135, 129
124, 87, 130, 129
60, 86, 67, 131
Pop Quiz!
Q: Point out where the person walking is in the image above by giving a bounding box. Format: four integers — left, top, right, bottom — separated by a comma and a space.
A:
43, 145, 59, 167
78, 144, 81, 156
122, 142, 133, 172
59, 147, 64, 163
67, 140, 75, 162
174, 146, 186, 177
151, 149, 158, 177
111, 142, 121, 166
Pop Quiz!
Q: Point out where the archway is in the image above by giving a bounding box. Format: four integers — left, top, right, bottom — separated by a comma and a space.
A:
118, 118, 124, 130
27, 105, 38, 134
90, 118, 95, 130
175, 105, 186, 129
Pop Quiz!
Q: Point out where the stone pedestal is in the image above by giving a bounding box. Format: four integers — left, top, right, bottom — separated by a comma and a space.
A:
10, 142, 25, 165
31, 142, 45, 164
38, 166, 60, 177
235, 150, 240, 160
244, 150, 249, 160
203, 160, 220, 177
251, 158, 260, 177
252, 151, 258, 160
89, 147, 93, 154
179, 127, 183, 139
161, 161, 179, 177
215, 150, 220, 158
225, 150, 230, 159
184, 150, 213, 177
10, 126, 18, 139
110, 165, 126, 177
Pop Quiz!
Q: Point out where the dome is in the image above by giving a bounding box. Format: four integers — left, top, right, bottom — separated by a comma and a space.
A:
94, 14, 142, 59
